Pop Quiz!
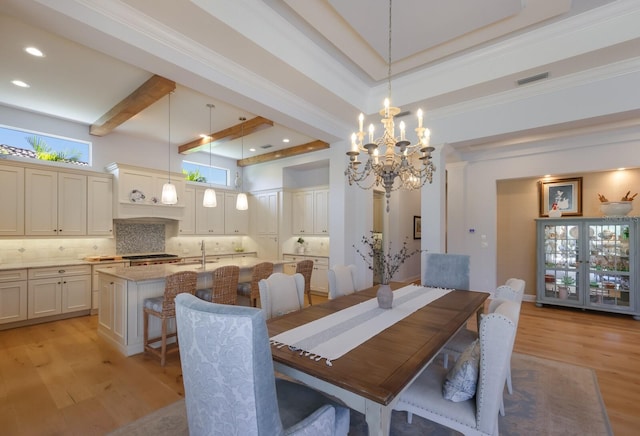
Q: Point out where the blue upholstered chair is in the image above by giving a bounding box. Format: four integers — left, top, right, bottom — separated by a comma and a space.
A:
327, 264, 358, 299
175, 293, 350, 436
394, 301, 519, 436
421, 253, 470, 290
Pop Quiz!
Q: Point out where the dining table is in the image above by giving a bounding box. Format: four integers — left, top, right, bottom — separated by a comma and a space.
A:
266, 282, 488, 436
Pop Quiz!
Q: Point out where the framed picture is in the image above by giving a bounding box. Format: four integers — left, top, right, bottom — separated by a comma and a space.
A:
413, 216, 422, 239
538, 177, 583, 217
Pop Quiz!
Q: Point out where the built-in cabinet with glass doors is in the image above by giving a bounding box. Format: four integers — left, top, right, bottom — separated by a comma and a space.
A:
536, 217, 639, 319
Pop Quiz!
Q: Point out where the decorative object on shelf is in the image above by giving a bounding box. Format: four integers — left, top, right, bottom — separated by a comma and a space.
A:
129, 189, 146, 203
413, 216, 422, 239
235, 117, 249, 211
161, 92, 178, 205
600, 201, 633, 217
355, 232, 420, 309
538, 177, 582, 217
344, 0, 435, 213
202, 103, 217, 208
296, 237, 305, 254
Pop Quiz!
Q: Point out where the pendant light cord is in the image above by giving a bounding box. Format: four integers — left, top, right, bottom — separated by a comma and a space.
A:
207, 103, 215, 183
167, 92, 171, 184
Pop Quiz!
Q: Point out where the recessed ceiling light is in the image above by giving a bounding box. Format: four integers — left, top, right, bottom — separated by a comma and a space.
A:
282, 138, 290, 143
249, 148, 256, 152
12, 80, 30, 88
617, 168, 626, 171
25, 47, 44, 57
200, 134, 208, 138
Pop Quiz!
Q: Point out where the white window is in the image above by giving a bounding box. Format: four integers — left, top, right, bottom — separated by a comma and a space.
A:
182, 160, 229, 186
0, 125, 91, 166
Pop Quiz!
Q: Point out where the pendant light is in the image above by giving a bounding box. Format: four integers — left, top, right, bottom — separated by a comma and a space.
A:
202, 103, 217, 207
161, 91, 178, 205
235, 116, 249, 210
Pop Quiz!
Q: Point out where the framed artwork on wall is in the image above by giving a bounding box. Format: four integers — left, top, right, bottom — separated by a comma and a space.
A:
413, 216, 422, 239
538, 177, 583, 217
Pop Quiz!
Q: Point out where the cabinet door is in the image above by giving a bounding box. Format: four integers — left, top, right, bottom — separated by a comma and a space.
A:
311, 263, 329, 295
118, 169, 154, 203
0, 165, 24, 236
256, 192, 279, 235
225, 193, 249, 234
28, 278, 62, 318
539, 221, 582, 305
0, 281, 27, 324
292, 191, 313, 235
25, 168, 58, 236
586, 222, 634, 312
313, 189, 329, 235
87, 176, 113, 236
98, 275, 113, 331
180, 186, 196, 235
195, 189, 224, 234
58, 172, 87, 236
62, 275, 91, 313
112, 278, 127, 342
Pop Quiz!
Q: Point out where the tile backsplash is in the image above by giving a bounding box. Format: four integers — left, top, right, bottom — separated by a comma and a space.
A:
115, 222, 165, 254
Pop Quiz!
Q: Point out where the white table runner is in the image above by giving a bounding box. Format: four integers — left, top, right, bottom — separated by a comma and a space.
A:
270, 284, 452, 366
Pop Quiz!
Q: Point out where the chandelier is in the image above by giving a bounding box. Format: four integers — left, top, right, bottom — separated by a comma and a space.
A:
345, 0, 435, 212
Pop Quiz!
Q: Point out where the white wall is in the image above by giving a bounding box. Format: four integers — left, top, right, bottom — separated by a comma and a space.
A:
448, 124, 640, 292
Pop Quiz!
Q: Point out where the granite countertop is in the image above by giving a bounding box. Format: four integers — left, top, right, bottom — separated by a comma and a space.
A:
0, 251, 258, 272
282, 252, 329, 258
96, 257, 294, 282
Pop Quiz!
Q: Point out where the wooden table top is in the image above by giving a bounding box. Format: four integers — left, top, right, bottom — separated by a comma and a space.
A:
267, 284, 488, 406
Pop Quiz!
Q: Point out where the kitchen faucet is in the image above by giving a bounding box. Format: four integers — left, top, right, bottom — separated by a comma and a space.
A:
201, 240, 206, 267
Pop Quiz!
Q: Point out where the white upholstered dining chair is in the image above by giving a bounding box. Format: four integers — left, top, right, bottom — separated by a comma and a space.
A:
327, 264, 357, 299
394, 300, 519, 436
258, 272, 305, 320
174, 293, 350, 435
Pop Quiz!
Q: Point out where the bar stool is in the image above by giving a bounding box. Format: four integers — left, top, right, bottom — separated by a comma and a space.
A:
237, 262, 274, 307
143, 271, 198, 366
295, 260, 314, 306
197, 265, 240, 305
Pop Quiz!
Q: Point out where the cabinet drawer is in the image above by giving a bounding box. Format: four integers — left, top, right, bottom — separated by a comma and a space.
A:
0, 269, 28, 283
29, 265, 91, 280
311, 257, 329, 266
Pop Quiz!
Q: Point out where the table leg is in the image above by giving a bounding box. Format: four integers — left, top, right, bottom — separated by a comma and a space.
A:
364, 400, 392, 436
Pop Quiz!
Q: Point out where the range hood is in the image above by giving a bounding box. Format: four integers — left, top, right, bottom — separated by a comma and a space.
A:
106, 162, 185, 221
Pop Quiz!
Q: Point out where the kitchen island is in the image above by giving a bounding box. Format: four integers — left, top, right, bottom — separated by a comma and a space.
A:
96, 258, 291, 356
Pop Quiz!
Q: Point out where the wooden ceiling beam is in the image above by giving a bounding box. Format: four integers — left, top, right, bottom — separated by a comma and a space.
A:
238, 140, 329, 167
90, 75, 175, 136
178, 116, 273, 154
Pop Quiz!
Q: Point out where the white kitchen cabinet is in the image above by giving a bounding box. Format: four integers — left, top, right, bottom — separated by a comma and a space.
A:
195, 189, 225, 234
87, 175, 113, 236
98, 274, 127, 346
0, 269, 28, 324
292, 188, 329, 235
225, 193, 249, 235
179, 185, 196, 235
0, 164, 25, 236
25, 168, 87, 236
313, 189, 329, 235
28, 265, 91, 319
255, 191, 279, 235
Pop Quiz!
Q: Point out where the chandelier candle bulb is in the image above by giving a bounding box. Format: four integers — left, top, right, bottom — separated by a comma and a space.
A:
400, 121, 406, 141
417, 109, 423, 128
359, 113, 364, 133
368, 124, 375, 143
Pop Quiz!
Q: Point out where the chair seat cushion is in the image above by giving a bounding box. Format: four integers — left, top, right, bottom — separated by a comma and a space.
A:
195, 289, 212, 301
399, 363, 477, 427
143, 296, 164, 313
275, 378, 350, 435
237, 282, 251, 296
444, 328, 478, 355
443, 339, 480, 402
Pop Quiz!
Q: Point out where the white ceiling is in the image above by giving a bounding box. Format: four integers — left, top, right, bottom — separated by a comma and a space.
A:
0, 0, 634, 161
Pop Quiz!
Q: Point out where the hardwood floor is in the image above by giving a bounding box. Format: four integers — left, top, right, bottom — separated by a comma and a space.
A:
0, 298, 638, 435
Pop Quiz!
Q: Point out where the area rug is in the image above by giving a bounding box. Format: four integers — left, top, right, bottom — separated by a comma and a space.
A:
109, 353, 612, 435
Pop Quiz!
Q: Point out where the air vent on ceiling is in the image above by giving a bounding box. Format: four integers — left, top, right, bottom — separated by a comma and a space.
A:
516, 72, 549, 86
261, 144, 273, 149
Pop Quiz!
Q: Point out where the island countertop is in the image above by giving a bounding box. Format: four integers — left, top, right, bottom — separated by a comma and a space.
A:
95, 257, 292, 282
